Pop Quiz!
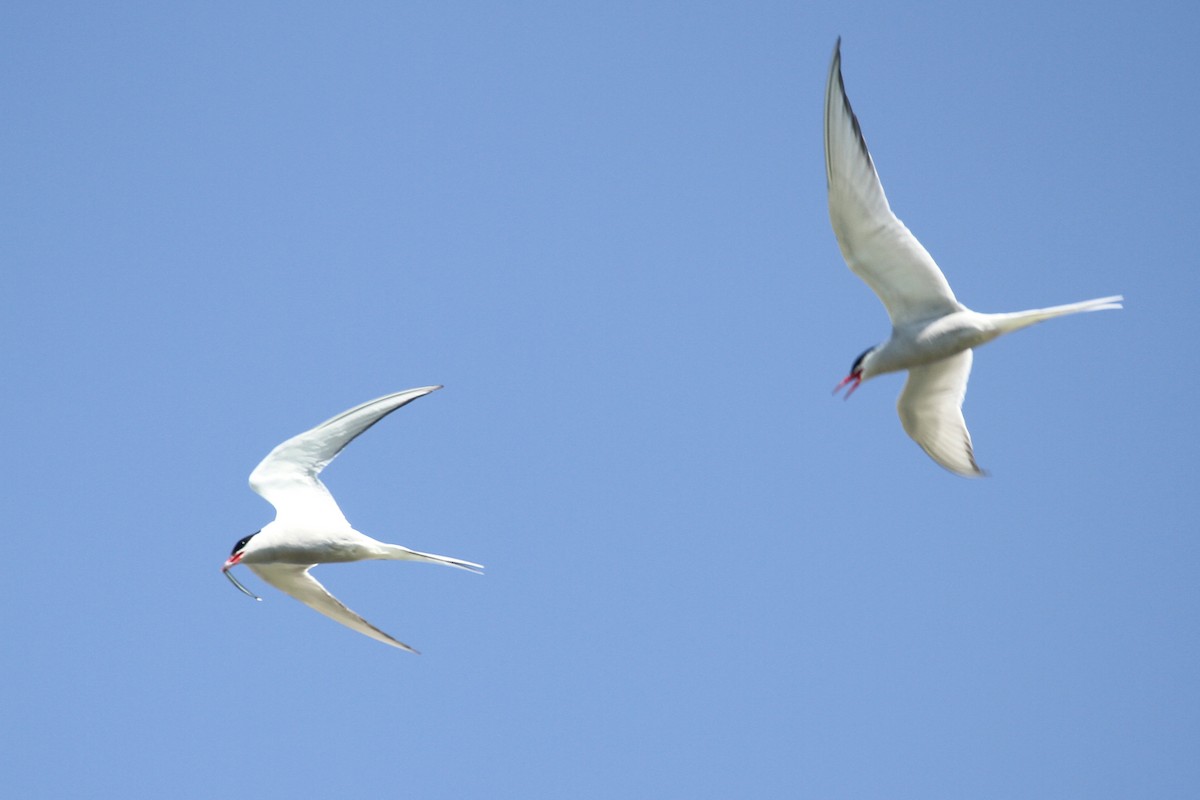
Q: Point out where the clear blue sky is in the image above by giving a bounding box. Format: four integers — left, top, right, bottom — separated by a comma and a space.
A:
3, 2, 1196, 798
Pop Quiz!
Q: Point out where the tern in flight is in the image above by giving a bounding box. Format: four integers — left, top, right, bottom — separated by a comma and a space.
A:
825, 39, 1122, 476
223, 386, 481, 652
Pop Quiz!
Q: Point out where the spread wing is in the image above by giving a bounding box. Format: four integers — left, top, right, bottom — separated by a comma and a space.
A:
248, 386, 441, 528
825, 38, 961, 326
248, 563, 419, 653
896, 351, 985, 477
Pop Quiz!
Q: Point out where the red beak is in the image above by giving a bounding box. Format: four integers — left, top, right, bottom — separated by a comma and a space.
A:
833, 372, 862, 399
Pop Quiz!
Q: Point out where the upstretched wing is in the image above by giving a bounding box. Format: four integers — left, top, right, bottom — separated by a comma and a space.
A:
248, 563, 419, 653
825, 38, 961, 326
897, 351, 985, 477
248, 386, 442, 528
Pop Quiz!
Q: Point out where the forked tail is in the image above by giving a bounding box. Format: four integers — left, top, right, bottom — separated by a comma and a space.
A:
382, 543, 484, 574
991, 294, 1123, 335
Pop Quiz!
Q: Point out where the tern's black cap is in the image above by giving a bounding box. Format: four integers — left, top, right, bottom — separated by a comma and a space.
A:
230, 531, 260, 556
849, 346, 874, 375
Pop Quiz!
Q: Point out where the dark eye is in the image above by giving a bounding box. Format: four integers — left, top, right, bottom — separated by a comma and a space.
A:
230, 530, 260, 556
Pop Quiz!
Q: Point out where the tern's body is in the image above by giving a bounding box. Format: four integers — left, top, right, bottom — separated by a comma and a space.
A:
223, 386, 481, 653
863, 303, 1115, 377
238, 526, 431, 566
865, 310, 997, 375
824, 39, 1122, 476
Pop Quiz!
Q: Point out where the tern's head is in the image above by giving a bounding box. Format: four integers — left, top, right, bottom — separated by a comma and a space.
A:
225, 530, 260, 566
833, 346, 876, 399
222, 531, 262, 601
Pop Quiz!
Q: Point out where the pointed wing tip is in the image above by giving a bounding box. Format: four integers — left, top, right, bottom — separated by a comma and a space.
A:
253, 563, 427, 654
959, 443, 986, 478
944, 437, 987, 478
929, 448, 988, 479
407, 384, 444, 399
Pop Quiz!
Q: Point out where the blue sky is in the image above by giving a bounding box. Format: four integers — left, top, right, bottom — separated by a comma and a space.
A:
3, 1, 1197, 797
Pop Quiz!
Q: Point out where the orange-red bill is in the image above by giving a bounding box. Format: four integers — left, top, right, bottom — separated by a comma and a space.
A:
833, 373, 862, 399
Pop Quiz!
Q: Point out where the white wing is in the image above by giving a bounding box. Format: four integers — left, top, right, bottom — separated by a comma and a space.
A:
825, 39, 961, 326
249, 563, 419, 653
897, 350, 984, 477
249, 386, 442, 528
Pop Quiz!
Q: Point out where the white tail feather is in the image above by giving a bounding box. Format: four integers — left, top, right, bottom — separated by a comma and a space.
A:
381, 544, 484, 574
990, 294, 1123, 335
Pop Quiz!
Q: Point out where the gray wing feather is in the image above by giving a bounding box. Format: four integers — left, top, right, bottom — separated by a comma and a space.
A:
825, 39, 961, 325
249, 563, 419, 653
248, 386, 442, 527
897, 351, 985, 477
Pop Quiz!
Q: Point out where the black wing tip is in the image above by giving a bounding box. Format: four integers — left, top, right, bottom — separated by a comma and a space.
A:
827, 38, 873, 170
962, 438, 988, 478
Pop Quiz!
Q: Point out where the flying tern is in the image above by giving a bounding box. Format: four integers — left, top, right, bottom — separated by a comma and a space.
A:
223, 386, 481, 652
824, 39, 1122, 476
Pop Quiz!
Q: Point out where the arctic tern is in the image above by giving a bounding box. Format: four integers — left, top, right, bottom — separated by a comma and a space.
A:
223, 386, 481, 652
825, 39, 1122, 476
